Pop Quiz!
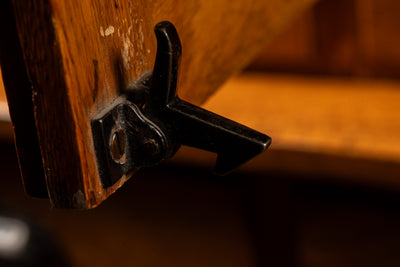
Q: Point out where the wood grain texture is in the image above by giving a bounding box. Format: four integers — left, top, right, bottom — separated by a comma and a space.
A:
9, 0, 316, 208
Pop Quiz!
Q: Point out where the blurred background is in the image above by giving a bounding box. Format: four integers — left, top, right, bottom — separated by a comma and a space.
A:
1, 0, 400, 266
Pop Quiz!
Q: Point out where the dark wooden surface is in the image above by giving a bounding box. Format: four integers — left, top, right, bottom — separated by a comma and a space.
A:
1, 144, 400, 267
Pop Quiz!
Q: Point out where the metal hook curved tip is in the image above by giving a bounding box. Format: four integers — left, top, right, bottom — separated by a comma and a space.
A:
154, 21, 182, 56
150, 21, 182, 108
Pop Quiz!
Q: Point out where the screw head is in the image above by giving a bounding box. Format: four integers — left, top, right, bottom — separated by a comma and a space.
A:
109, 128, 127, 164
143, 138, 160, 158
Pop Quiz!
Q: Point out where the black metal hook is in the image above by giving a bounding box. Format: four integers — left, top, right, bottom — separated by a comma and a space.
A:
92, 21, 271, 188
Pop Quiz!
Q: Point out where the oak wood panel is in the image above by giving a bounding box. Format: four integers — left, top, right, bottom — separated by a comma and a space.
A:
9, 0, 316, 208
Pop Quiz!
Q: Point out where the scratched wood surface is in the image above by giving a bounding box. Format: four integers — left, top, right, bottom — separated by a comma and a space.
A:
5, 0, 316, 209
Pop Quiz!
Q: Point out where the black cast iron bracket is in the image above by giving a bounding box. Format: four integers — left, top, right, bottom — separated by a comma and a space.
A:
92, 21, 271, 188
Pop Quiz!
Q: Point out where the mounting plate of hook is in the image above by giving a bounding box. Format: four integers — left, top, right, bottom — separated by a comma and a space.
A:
92, 21, 271, 188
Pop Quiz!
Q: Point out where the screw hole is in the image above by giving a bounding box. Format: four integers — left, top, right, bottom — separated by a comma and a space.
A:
109, 128, 127, 164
